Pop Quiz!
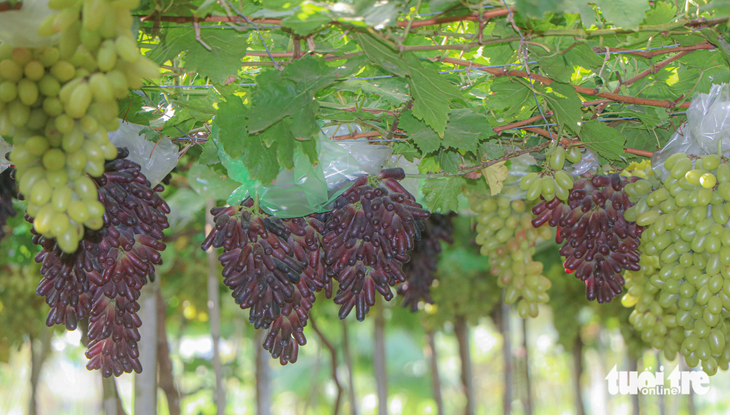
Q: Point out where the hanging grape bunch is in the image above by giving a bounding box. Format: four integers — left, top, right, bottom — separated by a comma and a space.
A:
3, 0, 158, 253
398, 212, 456, 312
322, 168, 429, 321
520, 145, 580, 202
465, 186, 553, 318
31, 148, 168, 377
622, 255, 687, 361
534, 173, 644, 303
0, 167, 16, 241
621, 152, 730, 376
202, 198, 330, 365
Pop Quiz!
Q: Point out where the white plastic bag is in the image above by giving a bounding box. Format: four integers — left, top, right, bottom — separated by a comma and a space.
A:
652, 83, 730, 180
108, 121, 178, 186
0, 0, 59, 47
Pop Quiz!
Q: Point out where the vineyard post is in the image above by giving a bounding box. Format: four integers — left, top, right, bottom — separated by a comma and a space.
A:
501, 302, 513, 415
629, 356, 640, 415
102, 377, 127, 415
454, 315, 475, 415
156, 290, 181, 415
255, 330, 271, 415
134, 283, 158, 414
28, 328, 51, 415
572, 337, 586, 415
682, 358, 696, 415
521, 319, 533, 415
374, 302, 389, 415
426, 330, 444, 415
656, 351, 666, 415
205, 199, 226, 414
342, 320, 359, 415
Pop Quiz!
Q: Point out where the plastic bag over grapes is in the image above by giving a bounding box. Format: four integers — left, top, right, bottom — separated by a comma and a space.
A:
653, 83, 730, 180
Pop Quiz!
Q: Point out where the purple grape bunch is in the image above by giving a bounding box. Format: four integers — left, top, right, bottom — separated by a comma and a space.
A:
0, 168, 16, 242
32, 148, 169, 377
202, 199, 329, 364
398, 213, 455, 311
321, 168, 430, 321
532, 173, 643, 303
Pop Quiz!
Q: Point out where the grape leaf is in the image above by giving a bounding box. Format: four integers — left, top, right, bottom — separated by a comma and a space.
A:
542, 82, 583, 134
283, 55, 339, 91
485, 78, 532, 112
147, 29, 248, 84
399, 111, 440, 154
407, 55, 462, 136
594, 0, 650, 29
479, 141, 506, 159
514, 0, 565, 18
442, 109, 493, 153
247, 71, 318, 133
436, 151, 460, 174
281, 3, 331, 35
483, 161, 508, 196
199, 139, 220, 165
422, 177, 466, 213
580, 120, 626, 163
352, 32, 409, 77
241, 134, 281, 184
216, 95, 249, 159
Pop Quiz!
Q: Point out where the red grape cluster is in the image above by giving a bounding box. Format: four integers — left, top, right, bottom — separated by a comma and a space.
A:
532, 173, 643, 303
397, 212, 455, 311
321, 168, 430, 321
202, 199, 329, 365
32, 148, 169, 377
0, 168, 16, 242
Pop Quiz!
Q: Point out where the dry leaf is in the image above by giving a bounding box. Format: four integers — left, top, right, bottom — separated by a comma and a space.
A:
482, 161, 508, 195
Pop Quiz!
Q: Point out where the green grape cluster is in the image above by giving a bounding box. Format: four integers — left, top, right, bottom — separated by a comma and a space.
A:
519, 145, 580, 202
465, 188, 553, 318
622, 255, 686, 361
4, 0, 159, 252
622, 153, 730, 376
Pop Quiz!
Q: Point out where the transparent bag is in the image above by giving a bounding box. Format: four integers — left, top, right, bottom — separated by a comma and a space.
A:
568, 149, 600, 177
107, 121, 179, 187
210, 121, 393, 218
652, 83, 730, 180
0, 0, 59, 47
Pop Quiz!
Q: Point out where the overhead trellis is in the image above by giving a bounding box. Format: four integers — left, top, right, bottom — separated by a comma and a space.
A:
120, 0, 730, 213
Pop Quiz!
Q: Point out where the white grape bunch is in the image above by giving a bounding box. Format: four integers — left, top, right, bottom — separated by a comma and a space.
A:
465, 187, 553, 318
519, 145, 580, 202
622, 153, 730, 375
3, 0, 159, 252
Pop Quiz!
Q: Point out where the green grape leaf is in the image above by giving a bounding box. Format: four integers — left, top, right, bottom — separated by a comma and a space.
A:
261, 120, 296, 170
216, 95, 249, 159
594, 0, 650, 29
435, 151, 461, 174
485, 78, 532, 112
479, 140, 506, 159
282, 55, 339, 91
580, 120, 626, 162
198, 139, 220, 165
514, 0, 565, 18
542, 82, 583, 134
422, 177, 466, 213
407, 55, 462, 136
442, 109, 493, 153
399, 111, 440, 154
351, 32, 409, 77
392, 141, 422, 161
247, 70, 318, 133
281, 3, 331, 35
188, 163, 241, 200
241, 135, 281, 184
147, 29, 248, 84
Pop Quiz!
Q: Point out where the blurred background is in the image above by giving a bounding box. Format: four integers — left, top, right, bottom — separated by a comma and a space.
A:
2, 202, 730, 415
